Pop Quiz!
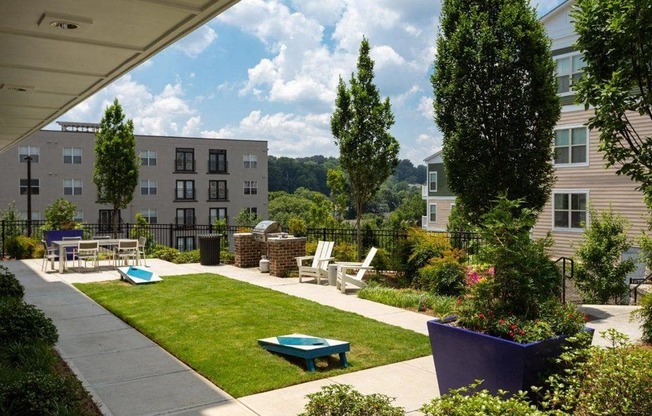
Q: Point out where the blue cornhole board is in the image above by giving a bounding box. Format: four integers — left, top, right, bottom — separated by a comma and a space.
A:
258, 333, 350, 372
117, 266, 162, 285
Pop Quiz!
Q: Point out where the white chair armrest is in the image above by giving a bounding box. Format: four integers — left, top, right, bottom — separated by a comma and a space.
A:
296, 255, 315, 266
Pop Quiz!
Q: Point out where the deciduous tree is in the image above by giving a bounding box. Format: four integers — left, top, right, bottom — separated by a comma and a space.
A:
331, 37, 400, 258
93, 99, 139, 237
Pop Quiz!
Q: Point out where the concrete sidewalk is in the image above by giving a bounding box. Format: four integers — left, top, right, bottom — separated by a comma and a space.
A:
4, 259, 644, 416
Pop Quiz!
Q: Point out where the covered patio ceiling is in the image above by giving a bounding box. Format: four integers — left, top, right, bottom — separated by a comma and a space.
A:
0, 0, 240, 154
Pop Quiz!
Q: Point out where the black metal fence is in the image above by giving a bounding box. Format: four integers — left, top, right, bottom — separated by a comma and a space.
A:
1, 220, 483, 260
0, 220, 251, 257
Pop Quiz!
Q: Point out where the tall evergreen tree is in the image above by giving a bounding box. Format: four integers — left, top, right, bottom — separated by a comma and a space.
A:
331, 37, 400, 258
433, 0, 560, 225
93, 99, 139, 237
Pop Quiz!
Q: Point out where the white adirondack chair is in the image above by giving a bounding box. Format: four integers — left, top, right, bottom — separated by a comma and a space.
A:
296, 241, 334, 284
336, 247, 378, 294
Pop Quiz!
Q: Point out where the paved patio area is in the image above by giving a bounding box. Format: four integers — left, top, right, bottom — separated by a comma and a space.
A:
3, 258, 644, 416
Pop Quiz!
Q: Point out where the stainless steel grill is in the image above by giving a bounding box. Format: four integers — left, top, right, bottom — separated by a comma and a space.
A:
252, 220, 285, 242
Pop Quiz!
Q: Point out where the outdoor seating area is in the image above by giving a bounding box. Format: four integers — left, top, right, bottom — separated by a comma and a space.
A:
41, 237, 146, 273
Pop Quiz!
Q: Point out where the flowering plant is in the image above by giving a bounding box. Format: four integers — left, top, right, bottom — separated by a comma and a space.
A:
455, 197, 586, 343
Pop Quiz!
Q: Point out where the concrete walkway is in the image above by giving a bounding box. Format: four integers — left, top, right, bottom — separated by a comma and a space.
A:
3, 259, 644, 416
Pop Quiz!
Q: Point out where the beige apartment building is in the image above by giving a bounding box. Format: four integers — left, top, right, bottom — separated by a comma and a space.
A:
423, 0, 649, 259
0, 122, 268, 239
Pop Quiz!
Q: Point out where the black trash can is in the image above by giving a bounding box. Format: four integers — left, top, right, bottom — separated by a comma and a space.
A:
198, 234, 221, 265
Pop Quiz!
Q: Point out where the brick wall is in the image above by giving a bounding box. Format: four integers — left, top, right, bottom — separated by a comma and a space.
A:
268, 237, 306, 277
234, 233, 266, 268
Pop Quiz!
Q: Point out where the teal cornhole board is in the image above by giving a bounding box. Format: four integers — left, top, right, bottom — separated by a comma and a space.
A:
117, 266, 162, 285
258, 333, 350, 372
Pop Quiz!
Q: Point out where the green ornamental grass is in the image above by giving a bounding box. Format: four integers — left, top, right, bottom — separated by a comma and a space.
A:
75, 274, 430, 397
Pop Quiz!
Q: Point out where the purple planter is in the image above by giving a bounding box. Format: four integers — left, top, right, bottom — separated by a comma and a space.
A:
427, 319, 594, 396
43, 230, 84, 260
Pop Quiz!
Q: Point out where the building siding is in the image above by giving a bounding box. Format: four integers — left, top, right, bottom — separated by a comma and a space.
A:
0, 128, 268, 226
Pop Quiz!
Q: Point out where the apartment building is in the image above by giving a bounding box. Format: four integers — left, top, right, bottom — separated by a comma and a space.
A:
423, 0, 649, 258
0, 121, 268, 233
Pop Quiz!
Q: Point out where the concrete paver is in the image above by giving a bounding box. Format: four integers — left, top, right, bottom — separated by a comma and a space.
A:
3, 258, 645, 416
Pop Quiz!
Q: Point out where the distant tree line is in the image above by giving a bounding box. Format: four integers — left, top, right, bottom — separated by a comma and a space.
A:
268, 156, 426, 194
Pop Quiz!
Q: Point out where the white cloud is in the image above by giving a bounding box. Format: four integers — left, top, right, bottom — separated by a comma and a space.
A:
172, 26, 217, 58
417, 96, 434, 120
202, 110, 336, 157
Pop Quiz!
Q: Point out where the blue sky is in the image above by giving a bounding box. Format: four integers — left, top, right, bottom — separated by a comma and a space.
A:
52, 0, 565, 165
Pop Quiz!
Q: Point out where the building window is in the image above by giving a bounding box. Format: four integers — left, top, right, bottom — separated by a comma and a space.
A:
63, 147, 82, 164
244, 154, 258, 168
429, 171, 438, 192
176, 180, 195, 200
63, 179, 83, 195
244, 180, 258, 195
141, 209, 158, 224
247, 207, 258, 217
19, 211, 42, 220
140, 179, 158, 195
19, 179, 39, 195
176, 236, 195, 252
209, 207, 227, 225
554, 127, 588, 165
208, 150, 227, 173
175, 148, 195, 172
176, 208, 195, 226
553, 191, 588, 230
19, 146, 40, 163
555, 53, 585, 94
141, 150, 157, 166
429, 204, 437, 222
209, 180, 228, 200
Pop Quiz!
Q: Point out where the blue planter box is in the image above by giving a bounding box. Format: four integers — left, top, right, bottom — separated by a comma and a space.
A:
427, 319, 594, 396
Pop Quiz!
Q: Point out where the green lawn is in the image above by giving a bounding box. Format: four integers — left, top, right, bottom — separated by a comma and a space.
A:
75, 274, 431, 397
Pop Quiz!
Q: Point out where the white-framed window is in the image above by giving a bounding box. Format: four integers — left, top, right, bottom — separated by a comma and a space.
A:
176, 180, 195, 200
555, 53, 585, 95
19, 179, 40, 195
247, 207, 258, 216
74, 211, 83, 223
429, 203, 437, 222
244, 154, 258, 168
141, 209, 158, 224
429, 171, 438, 192
209, 207, 227, 225
63, 179, 83, 195
19, 146, 40, 163
209, 180, 228, 200
553, 190, 588, 231
140, 179, 158, 195
140, 150, 157, 166
63, 147, 82, 164
554, 127, 588, 166
176, 236, 195, 252
244, 180, 258, 195
176, 208, 195, 226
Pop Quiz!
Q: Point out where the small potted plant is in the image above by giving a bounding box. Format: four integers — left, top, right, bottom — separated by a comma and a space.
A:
427, 197, 592, 396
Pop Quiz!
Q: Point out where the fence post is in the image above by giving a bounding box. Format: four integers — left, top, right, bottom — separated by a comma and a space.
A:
169, 224, 174, 248
1, 220, 4, 259
322, 227, 326, 241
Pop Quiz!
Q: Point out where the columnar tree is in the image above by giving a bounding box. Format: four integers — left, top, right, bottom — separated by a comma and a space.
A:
433, 0, 560, 226
572, 0, 652, 204
331, 37, 400, 258
93, 99, 139, 237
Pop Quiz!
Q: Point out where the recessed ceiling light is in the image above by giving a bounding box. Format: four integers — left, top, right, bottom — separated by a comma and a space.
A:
38, 12, 93, 32
49, 21, 79, 30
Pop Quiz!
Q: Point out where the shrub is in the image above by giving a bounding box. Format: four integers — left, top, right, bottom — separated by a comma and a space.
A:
371, 247, 391, 271
632, 292, 652, 344
288, 217, 307, 236
5, 235, 39, 259
334, 242, 357, 262
574, 206, 637, 304
0, 298, 58, 346
174, 249, 200, 264
220, 249, 235, 264
0, 371, 81, 416
0, 341, 56, 373
299, 384, 404, 416
43, 198, 78, 230
151, 245, 180, 262
405, 228, 451, 279
305, 240, 318, 256
541, 330, 652, 415
412, 249, 465, 296
421, 381, 546, 416
0, 266, 24, 299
